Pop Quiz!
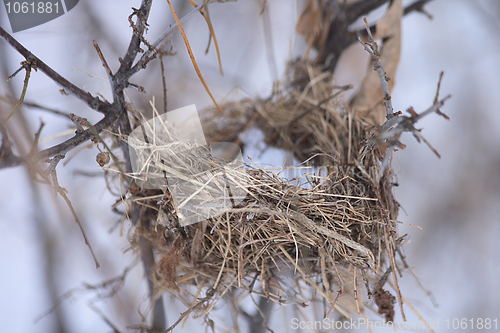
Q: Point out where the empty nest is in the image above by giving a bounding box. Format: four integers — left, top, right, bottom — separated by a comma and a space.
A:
128, 60, 403, 327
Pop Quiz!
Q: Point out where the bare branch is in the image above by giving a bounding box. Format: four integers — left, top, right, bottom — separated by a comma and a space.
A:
0, 27, 110, 114
355, 12, 450, 161
0, 124, 14, 159
159, 56, 168, 114
109, 0, 156, 175
116, 0, 154, 75
43, 112, 119, 160
107, 2, 167, 331
358, 17, 394, 117
319, 0, 390, 71
365, 92, 451, 160
404, 0, 433, 19
126, 3, 203, 79
93, 40, 113, 79
46, 154, 100, 268
0, 110, 119, 170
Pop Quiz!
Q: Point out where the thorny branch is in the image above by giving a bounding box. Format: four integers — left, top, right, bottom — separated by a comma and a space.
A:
106, 1, 167, 331
39, 112, 119, 160
0, 26, 109, 114
117, 1, 153, 79
128, 3, 205, 78
353, 17, 446, 322
0, 0, 170, 329
0, 1, 208, 171
0, 29, 116, 169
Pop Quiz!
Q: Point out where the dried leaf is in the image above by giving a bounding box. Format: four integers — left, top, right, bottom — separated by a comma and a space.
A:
296, 0, 321, 37
296, 0, 331, 54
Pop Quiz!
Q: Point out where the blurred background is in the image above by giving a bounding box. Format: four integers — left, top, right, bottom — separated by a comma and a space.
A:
1, 0, 499, 332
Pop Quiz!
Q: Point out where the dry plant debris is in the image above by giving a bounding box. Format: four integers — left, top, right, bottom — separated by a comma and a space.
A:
0, 0, 445, 331
124, 3, 449, 330
126, 59, 411, 330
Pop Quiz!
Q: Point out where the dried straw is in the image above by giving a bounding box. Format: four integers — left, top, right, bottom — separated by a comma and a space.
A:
127, 60, 403, 327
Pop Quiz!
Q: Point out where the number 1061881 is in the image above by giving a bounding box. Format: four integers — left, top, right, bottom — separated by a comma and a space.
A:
5, 2, 59, 14
445, 318, 497, 330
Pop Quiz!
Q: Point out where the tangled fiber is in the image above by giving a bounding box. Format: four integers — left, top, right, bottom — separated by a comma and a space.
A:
128, 60, 404, 328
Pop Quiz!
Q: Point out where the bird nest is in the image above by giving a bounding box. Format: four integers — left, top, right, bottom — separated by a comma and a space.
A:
127, 60, 405, 328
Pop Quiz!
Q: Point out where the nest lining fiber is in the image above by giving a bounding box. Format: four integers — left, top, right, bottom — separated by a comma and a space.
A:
128, 60, 402, 324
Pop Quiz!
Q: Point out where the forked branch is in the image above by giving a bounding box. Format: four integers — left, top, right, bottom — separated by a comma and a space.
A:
0, 27, 110, 114
358, 16, 450, 160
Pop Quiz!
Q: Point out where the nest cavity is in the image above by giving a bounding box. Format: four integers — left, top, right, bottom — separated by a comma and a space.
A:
128, 60, 401, 324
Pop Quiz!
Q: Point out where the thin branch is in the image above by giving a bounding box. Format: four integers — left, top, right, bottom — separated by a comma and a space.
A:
93, 40, 113, 79
139, 231, 166, 332
34, 260, 138, 324
29, 120, 45, 163
289, 86, 352, 126
117, 0, 154, 75
358, 17, 393, 117
357, 14, 451, 161
248, 296, 274, 333
159, 56, 168, 114
20, 99, 73, 118
0, 27, 110, 114
0, 124, 13, 159
127, 3, 204, 79
376, 96, 451, 142
166, 289, 216, 332
1, 59, 35, 126
324, 248, 344, 318
404, 0, 433, 19
0, 104, 120, 170
46, 155, 100, 268
40, 112, 119, 161
88, 303, 122, 333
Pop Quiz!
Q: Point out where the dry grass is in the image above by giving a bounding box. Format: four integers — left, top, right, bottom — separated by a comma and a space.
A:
126, 60, 404, 329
